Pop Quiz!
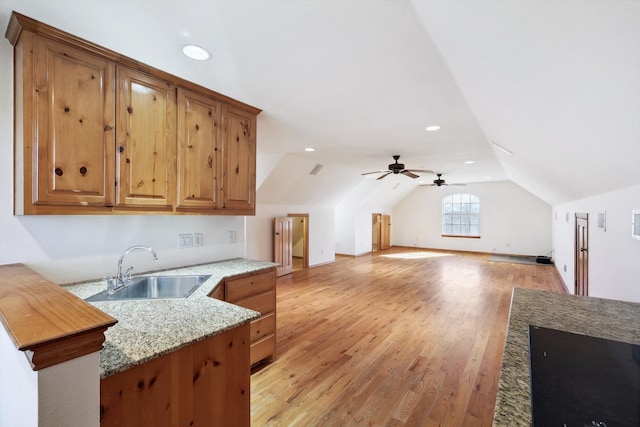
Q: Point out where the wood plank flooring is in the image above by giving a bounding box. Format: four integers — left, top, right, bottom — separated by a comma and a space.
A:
251, 248, 566, 426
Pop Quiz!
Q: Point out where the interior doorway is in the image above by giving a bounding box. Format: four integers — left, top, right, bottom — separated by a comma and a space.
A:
372, 213, 381, 252
575, 213, 589, 296
273, 216, 292, 277
372, 213, 391, 252
288, 213, 309, 272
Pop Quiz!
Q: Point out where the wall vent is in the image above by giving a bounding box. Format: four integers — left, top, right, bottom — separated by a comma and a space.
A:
309, 164, 324, 175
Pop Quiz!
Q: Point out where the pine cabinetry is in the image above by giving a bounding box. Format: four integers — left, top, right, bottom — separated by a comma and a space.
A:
100, 323, 250, 427
221, 105, 256, 213
7, 11, 259, 216
176, 88, 222, 211
115, 66, 176, 211
15, 31, 116, 214
224, 269, 276, 366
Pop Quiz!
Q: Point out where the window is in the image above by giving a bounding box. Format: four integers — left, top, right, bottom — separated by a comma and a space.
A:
442, 193, 480, 237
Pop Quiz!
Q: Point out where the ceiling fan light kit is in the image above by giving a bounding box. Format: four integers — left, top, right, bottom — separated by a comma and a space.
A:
361, 155, 433, 180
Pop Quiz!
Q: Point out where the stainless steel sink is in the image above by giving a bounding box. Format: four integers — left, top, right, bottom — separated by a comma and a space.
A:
85, 275, 211, 302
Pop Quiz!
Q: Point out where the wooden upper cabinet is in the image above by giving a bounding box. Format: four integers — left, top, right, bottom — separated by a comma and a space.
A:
176, 88, 222, 210
7, 11, 260, 216
221, 105, 256, 214
22, 33, 116, 213
115, 67, 176, 210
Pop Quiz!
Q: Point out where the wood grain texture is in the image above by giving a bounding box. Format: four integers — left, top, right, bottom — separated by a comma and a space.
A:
6, 11, 261, 115
0, 264, 116, 370
251, 248, 565, 426
100, 323, 251, 427
226, 270, 277, 366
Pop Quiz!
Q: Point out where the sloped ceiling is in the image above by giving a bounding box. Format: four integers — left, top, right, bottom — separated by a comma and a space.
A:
1, 1, 638, 207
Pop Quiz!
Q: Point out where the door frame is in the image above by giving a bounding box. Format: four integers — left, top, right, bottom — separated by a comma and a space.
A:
372, 213, 382, 252
273, 216, 293, 277
288, 213, 309, 269
574, 213, 589, 296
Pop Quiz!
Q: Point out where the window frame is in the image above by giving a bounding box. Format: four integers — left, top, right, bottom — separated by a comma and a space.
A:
441, 193, 481, 238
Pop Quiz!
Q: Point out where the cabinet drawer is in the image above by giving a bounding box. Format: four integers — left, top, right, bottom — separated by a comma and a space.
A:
226, 271, 275, 301
250, 334, 275, 366
250, 313, 275, 343
233, 291, 275, 315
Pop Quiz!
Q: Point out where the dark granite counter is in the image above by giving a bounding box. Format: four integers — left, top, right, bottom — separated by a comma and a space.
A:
493, 288, 640, 426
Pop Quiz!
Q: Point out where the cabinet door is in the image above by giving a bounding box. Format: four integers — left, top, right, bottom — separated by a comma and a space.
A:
176, 89, 222, 210
115, 66, 176, 210
31, 35, 116, 208
221, 105, 256, 213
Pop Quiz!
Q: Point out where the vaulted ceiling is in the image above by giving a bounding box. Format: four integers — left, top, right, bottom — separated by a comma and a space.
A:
2, 1, 638, 207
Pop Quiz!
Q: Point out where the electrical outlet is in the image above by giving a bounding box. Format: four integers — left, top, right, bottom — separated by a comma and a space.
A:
227, 231, 236, 244
194, 233, 203, 247
178, 233, 193, 248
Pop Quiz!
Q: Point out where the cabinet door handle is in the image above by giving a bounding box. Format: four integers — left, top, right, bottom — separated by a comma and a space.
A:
55, 167, 63, 176
79, 166, 87, 176
119, 146, 125, 153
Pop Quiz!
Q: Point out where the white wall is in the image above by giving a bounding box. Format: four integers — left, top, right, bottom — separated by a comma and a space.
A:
552, 183, 640, 302
392, 181, 551, 256
0, 325, 100, 427
0, 39, 246, 284
245, 204, 335, 267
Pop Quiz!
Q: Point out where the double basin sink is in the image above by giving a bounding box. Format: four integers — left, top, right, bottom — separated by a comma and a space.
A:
85, 275, 211, 302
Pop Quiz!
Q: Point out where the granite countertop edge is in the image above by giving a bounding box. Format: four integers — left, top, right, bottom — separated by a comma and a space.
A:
492, 287, 640, 426
63, 258, 278, 378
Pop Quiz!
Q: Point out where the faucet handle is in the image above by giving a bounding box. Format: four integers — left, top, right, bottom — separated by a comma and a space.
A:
104, 276, 117, 295
124, 266, 134, 283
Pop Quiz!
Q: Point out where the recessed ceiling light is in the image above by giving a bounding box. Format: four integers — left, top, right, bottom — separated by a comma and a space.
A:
425, 125, 441, 132
304, 147, 316, 152
464, 160, 475, 164
485, 176, 492, 179
182, 44, 210, 61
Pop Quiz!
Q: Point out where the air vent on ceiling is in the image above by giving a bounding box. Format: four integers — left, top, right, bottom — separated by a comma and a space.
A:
309, 164, 324, 175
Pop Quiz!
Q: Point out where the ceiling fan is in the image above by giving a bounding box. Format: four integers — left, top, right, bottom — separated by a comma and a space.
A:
421, 173, 466, 187
361, 155, 433, 180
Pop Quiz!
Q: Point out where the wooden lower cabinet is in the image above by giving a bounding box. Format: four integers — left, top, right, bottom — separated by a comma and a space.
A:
225, 269, 276, 366
100, 323, 250, 427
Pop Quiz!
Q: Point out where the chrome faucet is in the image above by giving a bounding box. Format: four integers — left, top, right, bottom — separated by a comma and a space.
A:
116, 245, 158, 287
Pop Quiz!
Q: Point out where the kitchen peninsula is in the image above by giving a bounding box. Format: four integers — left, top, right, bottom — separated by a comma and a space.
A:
0, 258, 276, 427
493, 288, 640, 426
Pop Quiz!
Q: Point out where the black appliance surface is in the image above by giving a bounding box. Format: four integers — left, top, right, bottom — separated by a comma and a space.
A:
528, 325, 640, 427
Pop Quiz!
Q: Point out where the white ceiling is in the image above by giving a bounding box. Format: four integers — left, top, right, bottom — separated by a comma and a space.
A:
1, 0, 639, 206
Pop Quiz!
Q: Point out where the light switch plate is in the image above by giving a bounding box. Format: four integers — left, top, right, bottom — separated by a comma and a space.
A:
194, 233, 203, 247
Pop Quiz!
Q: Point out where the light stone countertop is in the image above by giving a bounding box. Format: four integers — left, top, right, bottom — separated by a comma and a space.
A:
64, 258, 277, 378
493, 288, 640, 426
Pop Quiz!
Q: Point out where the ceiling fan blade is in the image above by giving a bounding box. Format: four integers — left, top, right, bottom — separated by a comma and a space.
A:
361, 170, 390, 176
450, 183, 467, 186
376, 172, 392, 180
405, 169, 434, 174
402, 171, 419, 179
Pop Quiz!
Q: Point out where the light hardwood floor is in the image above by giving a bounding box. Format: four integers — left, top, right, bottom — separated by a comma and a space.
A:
251, 248, 566, 426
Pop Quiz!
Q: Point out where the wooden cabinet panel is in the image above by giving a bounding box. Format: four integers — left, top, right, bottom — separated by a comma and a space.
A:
226, 269, 276, 301
221, 105, 256, 213
223, 269, 276, 366
30, 34, 116, 210
176, 88, 222, 210
115, 66, 176, 210
9, 12, 260, 216
250, 335, 276, 366
208, 284, 224, 300
100, 323, 250, 427
250, 312, 275, 342
232, 290, 275, 315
